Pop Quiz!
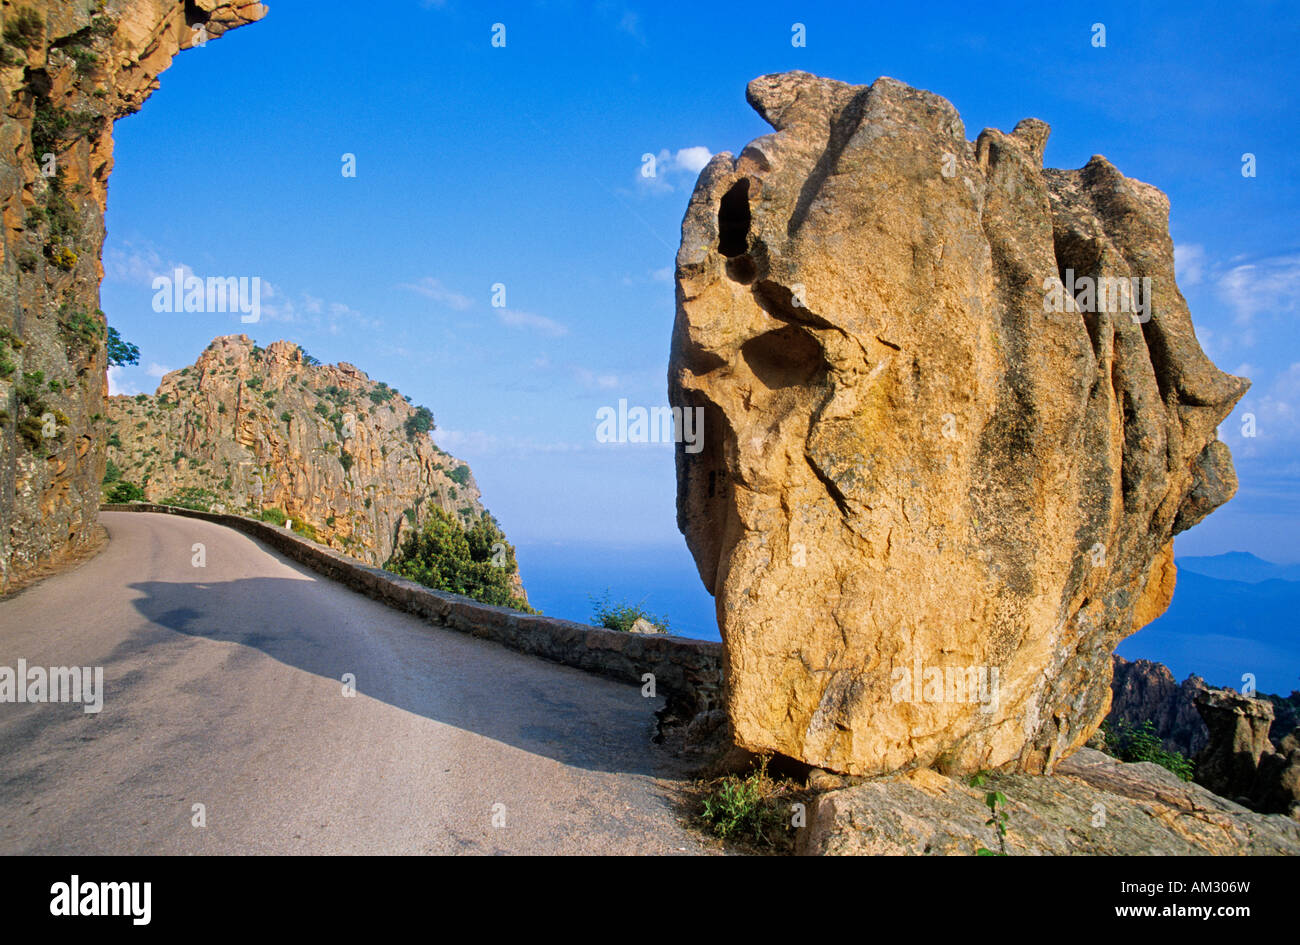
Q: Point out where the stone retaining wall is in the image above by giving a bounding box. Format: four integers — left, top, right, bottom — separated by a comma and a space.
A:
102, 503, 723, 716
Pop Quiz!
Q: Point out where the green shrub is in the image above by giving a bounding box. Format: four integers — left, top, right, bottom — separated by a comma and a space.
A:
66, 43, 98, 74
102, 459, 120, 483
160, 487, 217, 512
260, 507, 286, 526
697, 757, 796, 850
447, 464, 471, 487
339, 450, 353, 474
280, 411, 292, 424
58, 305, 102, 358
1101, 719, 1195, 781
106, 480, 144, 503
17, 415, 44, 449
404, 405, 434, 439
3, 7, 44, 49
386, 507, 530, 611
589, 591, 670, 633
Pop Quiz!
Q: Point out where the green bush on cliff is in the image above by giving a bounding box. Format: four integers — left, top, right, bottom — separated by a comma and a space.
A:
386, 507, 530, 612
106, 481, 144, 503
3, 8, 44, 49
403, 405, 434, 439
160, 487, 217, 512
1100, 719, 1194, 781
260, 507, 287, 526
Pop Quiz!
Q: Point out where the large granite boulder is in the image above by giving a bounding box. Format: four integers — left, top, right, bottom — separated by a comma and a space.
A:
670, 72, 1247, 776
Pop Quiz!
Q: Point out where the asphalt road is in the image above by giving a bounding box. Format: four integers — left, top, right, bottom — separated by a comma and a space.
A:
0, 512, 711, 854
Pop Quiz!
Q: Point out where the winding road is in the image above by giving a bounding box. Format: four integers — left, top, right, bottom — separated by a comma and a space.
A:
0, 512, 710, 854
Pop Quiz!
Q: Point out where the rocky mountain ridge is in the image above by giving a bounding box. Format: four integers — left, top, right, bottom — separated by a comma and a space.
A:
106, 334, 509, 576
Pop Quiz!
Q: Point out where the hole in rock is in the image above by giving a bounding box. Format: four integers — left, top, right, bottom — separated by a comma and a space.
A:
741, 324, 826, 391
717, 179, 751, 257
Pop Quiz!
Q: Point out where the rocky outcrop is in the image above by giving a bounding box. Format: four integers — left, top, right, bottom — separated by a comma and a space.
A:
670, 72, 1247, 776
105, 335, 515, 578
798, 747, 1300, 855
0, 1, 264, 593
1194, 687, 1300, 818
1108, 656, 1208, 757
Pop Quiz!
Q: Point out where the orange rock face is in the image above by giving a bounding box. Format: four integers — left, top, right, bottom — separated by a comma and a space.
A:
670, 72, 1247, 776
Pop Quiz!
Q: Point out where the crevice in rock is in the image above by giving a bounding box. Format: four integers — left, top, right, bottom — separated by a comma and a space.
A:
717, 179, 751, 257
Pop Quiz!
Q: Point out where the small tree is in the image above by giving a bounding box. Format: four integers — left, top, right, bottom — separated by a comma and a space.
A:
404, 405, 434, 439
106, 326, 139, 367
386, 507, 529, 611
106, 481, 144, 503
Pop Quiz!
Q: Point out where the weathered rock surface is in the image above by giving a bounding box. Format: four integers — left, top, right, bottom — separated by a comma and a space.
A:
105, 335, 515, 578
1108, 656, 1209, 756
798, 748, 1300, 855
1194, 687, 1300, 818
0, 1, 264, 593
670, 71, 1247, 776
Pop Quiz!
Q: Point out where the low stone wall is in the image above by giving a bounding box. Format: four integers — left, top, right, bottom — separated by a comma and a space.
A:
101, 503, 723, 715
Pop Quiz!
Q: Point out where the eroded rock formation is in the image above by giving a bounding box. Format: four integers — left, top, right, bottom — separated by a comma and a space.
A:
1108, 656, 1209, 757
0, 0, 265, 593
1194, 687, 1300, 818
106, 335, 511, 576
670, 72, 1247, 776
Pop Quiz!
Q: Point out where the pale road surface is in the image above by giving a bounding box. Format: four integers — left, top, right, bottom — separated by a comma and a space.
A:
0, 512, 713, 854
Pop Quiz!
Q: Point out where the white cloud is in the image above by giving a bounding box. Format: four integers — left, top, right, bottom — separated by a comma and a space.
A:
1216, 253, 1300, 326
651, 266, 673, 282
1174, 243, 1205, 287
674, 146, 712, 174
145, 362, 172, 378
497, 308, 569, 337
106, 365, 138, 396
400, 277, 474, 310
636, 146, 714, 195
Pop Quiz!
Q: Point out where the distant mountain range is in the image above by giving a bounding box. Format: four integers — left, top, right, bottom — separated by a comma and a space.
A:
1117, 552, 1300, 696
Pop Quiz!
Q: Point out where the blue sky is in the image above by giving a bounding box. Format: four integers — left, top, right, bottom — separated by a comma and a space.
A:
101, 0, 1300, 563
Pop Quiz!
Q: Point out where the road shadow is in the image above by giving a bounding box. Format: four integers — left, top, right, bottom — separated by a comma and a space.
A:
124, 576, 684, 778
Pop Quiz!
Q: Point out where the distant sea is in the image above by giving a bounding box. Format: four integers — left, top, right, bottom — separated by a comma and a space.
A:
514, 542, 720, 641
518, 545, 1300, 696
